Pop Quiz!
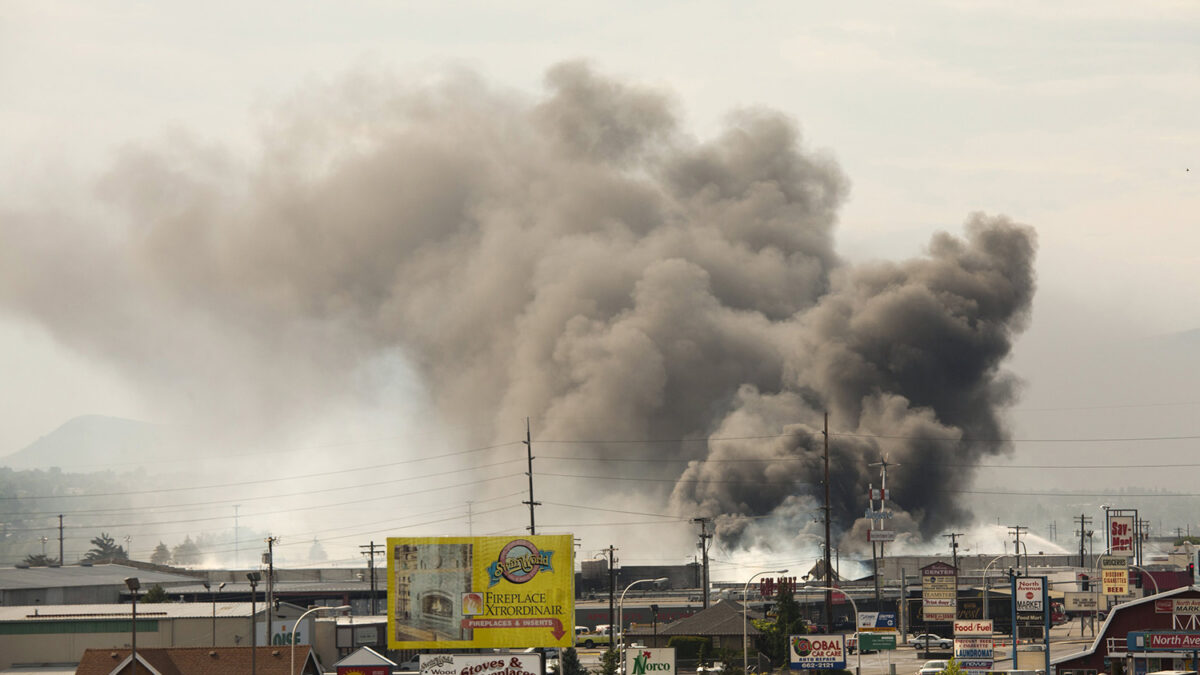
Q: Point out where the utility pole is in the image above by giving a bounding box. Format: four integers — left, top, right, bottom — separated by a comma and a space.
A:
868, 457, 896, 606
693, 518, 713, 608
603, 545, 618, 636
265, 536, 277, 641
58, 515, 64, 564
361, 541, 383, 614
943, 532, 964, 570
1077, 514, 1093, 567
522, 418, 540, 535
234, 505, 240, 568
822, 411, 833, 631
1009, 525, 1028, 575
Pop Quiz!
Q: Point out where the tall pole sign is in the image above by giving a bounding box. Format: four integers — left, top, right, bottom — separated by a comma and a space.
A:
1107, 509, 1140, 564
866, 473, 894, 605
1101, 555, 1130, 596
922, 562, 958, 623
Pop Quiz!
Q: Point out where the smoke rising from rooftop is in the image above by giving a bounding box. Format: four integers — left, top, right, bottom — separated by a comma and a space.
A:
0, 62, 1036, 551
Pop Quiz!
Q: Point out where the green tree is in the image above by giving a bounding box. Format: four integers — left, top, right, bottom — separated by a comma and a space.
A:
754, 591, 806, 668
172, 536, 202, 566
940, 658, 965, 675
559, 648, 586, 675
83, 532, 127, 562
600, 647, 620, 675
141, 583, 170, 603
150, 542, 171, 565
22, 553, 60, 566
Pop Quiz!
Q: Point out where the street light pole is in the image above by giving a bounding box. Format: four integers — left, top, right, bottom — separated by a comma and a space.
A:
248, 572, 262, 675
292, 605, 351, 675
204, 581, 227, 646
124, 577, 140, 675
804, 585, 861, 675
619, 577, 667, 675
744, 569, 788, 675
981, 554, 1007, 626
1131, 565, 1159, 595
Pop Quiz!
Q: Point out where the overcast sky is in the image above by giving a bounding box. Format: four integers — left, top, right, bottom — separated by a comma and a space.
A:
2, 1, 1198, 569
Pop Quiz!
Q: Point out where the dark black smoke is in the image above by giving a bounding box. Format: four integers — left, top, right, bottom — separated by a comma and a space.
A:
669, 217, 1036, 550
0, 62, 1035, 550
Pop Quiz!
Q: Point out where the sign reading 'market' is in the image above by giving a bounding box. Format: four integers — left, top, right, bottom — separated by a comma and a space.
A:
1015, 578, 1044, 613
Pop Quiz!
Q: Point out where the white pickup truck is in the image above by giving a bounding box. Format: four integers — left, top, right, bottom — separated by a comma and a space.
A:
575, 625, 615, 649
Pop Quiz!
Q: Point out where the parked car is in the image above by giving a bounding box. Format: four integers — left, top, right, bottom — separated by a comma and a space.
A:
917, 660, 949, 675
911, 634, 952, 649
697, 663, 726, 674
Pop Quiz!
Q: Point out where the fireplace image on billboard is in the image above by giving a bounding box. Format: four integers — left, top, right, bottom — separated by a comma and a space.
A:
392, 542, 473, 642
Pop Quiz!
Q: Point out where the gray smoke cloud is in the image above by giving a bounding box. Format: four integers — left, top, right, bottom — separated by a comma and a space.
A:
0, 61, 1035, 549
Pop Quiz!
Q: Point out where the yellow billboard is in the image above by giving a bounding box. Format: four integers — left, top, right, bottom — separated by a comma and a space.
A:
387, 535, 575, 649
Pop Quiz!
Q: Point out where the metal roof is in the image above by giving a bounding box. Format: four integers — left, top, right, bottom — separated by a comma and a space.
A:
0, 563, 200, 590
166, 580, 373, 594
0, 602, 271, 622
335, 615, 387, 626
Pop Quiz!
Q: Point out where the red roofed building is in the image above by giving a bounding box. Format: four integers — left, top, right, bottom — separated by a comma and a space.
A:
74, 646, 323, 675
1054, 586, 1200, 675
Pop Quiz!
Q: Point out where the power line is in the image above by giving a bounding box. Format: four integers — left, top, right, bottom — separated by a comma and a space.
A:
831, 431, 1200, 443
0, 458, 525, 518
0, 473, 527, 534
0, 441, 523, 502
538, 454, 1200, 470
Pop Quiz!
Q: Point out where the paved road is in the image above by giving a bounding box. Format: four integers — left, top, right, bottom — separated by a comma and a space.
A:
575, 618, 1102, 675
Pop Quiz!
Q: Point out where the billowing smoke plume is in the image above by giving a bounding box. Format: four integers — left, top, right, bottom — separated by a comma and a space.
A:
0, 62, 1035, 549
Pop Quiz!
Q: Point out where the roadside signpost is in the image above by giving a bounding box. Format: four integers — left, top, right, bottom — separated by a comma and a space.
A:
789, 634, 847, 671
1010, 576, 1050, 675
1101, 555, 1130, 596
954, 620, 993, 672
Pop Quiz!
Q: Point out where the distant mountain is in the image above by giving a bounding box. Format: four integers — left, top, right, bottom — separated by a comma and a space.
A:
0, 415, 166, 470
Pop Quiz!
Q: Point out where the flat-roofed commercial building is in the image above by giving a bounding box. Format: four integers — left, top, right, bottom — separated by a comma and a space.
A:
0, 602, 312, 670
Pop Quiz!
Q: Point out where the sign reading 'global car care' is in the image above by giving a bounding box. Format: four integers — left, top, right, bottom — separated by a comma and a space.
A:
624, 648, 676, 675
789, 634, 846, 670
387, 535, 575, 649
